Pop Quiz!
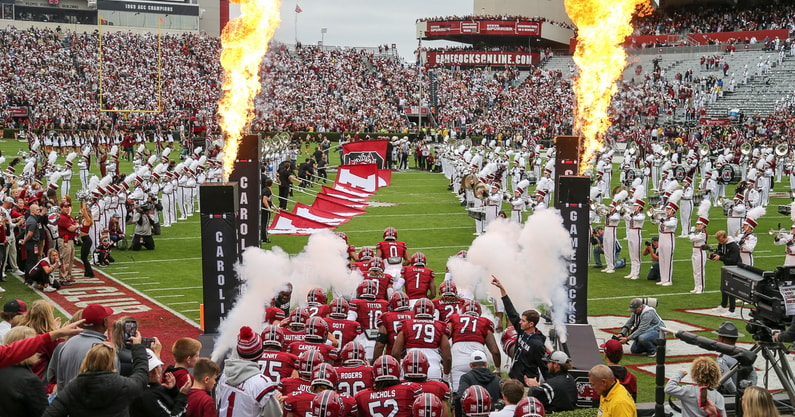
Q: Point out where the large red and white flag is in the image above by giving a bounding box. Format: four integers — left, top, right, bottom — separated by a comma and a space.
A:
341, 140, 388, 169
295, 4, 303, 13
315, 193, 368, 210
336, 164, 379, 193
377, 169, 392, 187
268, 211, 334, 235
292, 203, 352, 226
320, 186, 369, 203
312, 196, 367, 217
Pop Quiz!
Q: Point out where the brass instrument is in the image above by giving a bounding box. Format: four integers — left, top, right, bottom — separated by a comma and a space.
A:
612, 185, 628, 196
473, 182, 489, 200
740, 142, 752, 155
698, 143, 710, 157
646, 208, 667, 221
660, 143, 671, 156
627, 141, 638, 155
776, 143, 789, 156
716, 196, 735, 215
769, 228, 789, 236
594, 204, 610, 216
462, 174, 478, 190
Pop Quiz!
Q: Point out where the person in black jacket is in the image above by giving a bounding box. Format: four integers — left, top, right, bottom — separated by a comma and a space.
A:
455, 350, 502, 416
491, 276, 548, 385
710, 230, 741, 317
44, 334, 149, 417
0, 326, 48, 417
129, 349, 190, 417
525, 350, 577, 412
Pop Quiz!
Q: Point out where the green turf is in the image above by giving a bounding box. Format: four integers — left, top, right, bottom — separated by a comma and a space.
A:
0, 138, 790, 402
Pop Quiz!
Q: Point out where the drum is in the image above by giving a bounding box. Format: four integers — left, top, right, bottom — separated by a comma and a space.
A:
719, 163, 741, 184
672, 165, 687, 182
623, 169, 644, 186
648, 194, 662, 207
467, 207, 486, 221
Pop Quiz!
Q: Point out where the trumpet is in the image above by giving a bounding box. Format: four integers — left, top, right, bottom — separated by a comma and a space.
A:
769, 228, 790, 239
646, 208, 667, 221
593, 204, 610, 216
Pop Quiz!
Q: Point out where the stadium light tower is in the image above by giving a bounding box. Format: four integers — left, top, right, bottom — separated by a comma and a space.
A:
321, 27, 327, 47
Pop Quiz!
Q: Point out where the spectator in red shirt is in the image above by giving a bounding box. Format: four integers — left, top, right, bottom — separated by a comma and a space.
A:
187, 358, 219, 417
56, 201, 78, 283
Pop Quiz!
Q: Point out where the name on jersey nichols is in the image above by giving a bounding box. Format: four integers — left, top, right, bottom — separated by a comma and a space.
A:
427, 52, 536, 66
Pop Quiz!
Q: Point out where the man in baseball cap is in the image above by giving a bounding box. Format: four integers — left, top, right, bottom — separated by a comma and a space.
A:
713, 322, 756, 394
525, 351, 576, 412
49, 303, 119, 391
0, 300, 27, 343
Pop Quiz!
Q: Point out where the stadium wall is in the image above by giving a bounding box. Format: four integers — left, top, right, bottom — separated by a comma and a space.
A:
474, 0, 571, 26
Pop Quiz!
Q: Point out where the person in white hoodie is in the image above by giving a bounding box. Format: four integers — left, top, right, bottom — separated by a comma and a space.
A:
217, 326, 281, 417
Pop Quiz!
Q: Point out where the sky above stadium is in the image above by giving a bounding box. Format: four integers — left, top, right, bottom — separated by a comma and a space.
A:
233, 0, 473, 62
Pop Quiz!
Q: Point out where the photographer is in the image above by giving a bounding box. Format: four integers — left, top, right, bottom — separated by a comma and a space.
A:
642, 236, 660, 281
710, 230, 740, 318
129, 203, 157, 251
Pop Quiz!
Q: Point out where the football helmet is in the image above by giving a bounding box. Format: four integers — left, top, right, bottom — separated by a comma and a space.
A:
335, 232, 348, 243
307, 288, 328, 306
372, 355, 401, 382
456, 250, 468, 259
288, 307, 310, 329
340, 341, 367, 366
311, 390, 345, 417
439, 281, 458, 297
311, 362, 339, 388
305, 316, 329, 342
514, 397, 546, 417
383, 226, 398, 241
356, 280, 378, 300
461, 385, 492, 416
329, 297, 350, 319
368, 257, 385, 272
502, 326, 517, 356
410, 252, 427, 266
461, 300, 482, 317
412, 393, 443, 417
412, 298, 436, 319
297, 350, 325, 378
388, 291, 411, 312
401, 350, 430, 379
359, 247, 375, 261
260, 325, 285, 349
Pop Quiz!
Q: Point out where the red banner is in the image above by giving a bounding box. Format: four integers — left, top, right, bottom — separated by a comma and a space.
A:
425, 51, 537, 67
377, 169, 392, 187
292, 203, 353, 226
426, 20, 540, 36
342, 140, 388, 169
336, 164, 379, 193
321, 186, 370, 202
312, 197, 367, 217
268, 211, 336, 235
315, 193, 369, 210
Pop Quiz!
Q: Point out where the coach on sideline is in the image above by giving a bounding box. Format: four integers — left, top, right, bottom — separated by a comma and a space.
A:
490, 276, 548, 384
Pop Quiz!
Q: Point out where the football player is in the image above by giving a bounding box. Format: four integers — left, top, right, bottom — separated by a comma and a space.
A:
355, 356, 421, 417
401, 252, 436, 306
391, 298, 452, 380
373, 292, 414, 362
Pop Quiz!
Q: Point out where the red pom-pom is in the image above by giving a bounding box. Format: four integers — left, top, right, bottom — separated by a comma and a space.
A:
239, 326, 253, 339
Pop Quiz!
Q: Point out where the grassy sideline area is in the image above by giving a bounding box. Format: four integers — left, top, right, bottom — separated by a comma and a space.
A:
0, 138, 792, 402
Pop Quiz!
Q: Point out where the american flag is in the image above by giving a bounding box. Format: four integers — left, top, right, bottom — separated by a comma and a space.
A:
295, 4, 302, 13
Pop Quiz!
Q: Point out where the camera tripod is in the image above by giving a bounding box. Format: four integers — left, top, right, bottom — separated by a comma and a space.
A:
722, 341, 795, 414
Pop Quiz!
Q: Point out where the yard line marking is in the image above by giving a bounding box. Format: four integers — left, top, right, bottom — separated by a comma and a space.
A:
134, 282, 162, 285
181, 309, 200, 313
119, 277, 151, 281
146, 286, 203, 292
170, 302, 199, 305
589, 290, 721, 301
113, 257, 202, 264
155, 295, 185, 298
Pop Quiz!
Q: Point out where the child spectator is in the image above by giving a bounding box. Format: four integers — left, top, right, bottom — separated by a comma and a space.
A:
187, 358, 219, 417
95, 237, 115, 266
165, 337, 201, 388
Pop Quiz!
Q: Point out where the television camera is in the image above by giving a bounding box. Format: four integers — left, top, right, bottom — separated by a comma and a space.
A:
720, 264, 794, 338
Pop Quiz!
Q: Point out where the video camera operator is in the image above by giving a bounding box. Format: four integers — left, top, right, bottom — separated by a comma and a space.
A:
709, 230, 740, 318
129, 201, 157, 251
773, 317, 795, 344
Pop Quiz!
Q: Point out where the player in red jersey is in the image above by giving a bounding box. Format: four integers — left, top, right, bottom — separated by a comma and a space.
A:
401, 252, 436, 306
373, 292, 414, 362
258, 325, 298, 383
264, 306, 286, 325
392, 298, 452, 380
306, 287, 331, 318
352, 247, 374, 275
349, 280, 389, 361
336, 342, 374, 398
355, 356, 422, 417
447, 300, 501, 393
281, 307, 310, 350
287, 316, 340, 364
432, 281, 465, 322
284, 363, 357, 417
336, 232, 359, 263
401, 350, 452, 405
325, 298, 363, 357
375, 226, 410, 283
279, 349, 325, 395
366, 257, 395, 301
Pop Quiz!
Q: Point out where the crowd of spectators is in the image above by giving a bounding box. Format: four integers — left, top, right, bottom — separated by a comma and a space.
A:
632, 2, 795, 36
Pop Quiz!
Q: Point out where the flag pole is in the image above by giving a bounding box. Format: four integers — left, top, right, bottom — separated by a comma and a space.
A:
294, 2, 298, 45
